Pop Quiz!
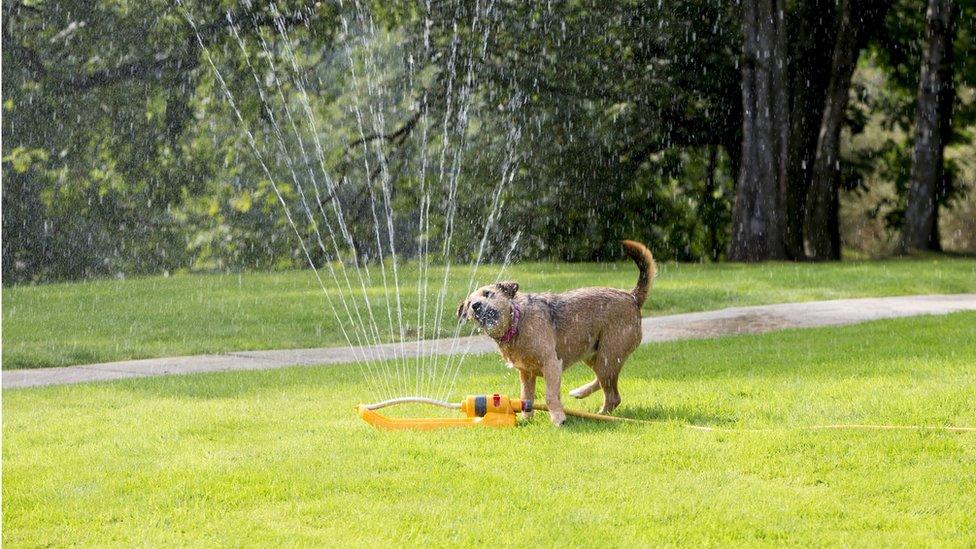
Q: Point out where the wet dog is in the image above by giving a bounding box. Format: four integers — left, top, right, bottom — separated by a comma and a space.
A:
457, 240, 655, 425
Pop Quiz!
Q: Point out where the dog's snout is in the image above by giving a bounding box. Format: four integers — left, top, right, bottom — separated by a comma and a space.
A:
472, 301, 483, 313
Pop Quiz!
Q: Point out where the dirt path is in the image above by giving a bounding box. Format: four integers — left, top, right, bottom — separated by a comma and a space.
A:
4, 294, 975, 389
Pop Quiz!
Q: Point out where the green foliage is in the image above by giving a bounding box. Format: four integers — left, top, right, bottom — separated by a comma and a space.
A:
859, 0, 976, 233
2, 0, 746, 283
1, 0, 340, 282
3, 0, 975, 283
422, 0, 742, 261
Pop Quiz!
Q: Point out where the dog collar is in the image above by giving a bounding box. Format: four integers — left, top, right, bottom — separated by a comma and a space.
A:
498, 301, 521, 344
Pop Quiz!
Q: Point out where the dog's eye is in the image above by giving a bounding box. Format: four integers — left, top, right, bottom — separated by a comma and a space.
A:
483, 291, 492, 298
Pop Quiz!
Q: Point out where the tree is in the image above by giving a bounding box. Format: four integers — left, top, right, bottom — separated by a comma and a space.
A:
803, 0, 891, 260
784, 0, 837, 260
900, 0, 959, 252
729, 0, 789, 261
1, 0, 337, 282
417, 1, 743, 262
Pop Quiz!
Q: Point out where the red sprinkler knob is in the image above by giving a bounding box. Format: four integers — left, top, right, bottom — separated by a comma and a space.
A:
493, 393, 501, 407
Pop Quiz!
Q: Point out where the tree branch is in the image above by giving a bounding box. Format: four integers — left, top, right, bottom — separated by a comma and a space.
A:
4, 3, 319, 90
348, 109, 423, 149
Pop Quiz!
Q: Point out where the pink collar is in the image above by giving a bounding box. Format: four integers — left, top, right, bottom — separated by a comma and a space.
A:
498, 301, 521, 344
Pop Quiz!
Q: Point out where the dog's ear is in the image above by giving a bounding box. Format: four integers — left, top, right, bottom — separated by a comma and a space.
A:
456, 300, 467, 319
495, 281, 519, 298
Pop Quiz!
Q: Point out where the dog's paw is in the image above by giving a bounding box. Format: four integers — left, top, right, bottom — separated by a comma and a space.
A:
521, 411, 534, 420
549, 410, 566, 426
568, 388, 585, 399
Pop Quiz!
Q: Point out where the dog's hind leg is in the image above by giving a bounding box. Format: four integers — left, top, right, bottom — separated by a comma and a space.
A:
592, 325, 640, 414
596, 367, 621, 415
585, 351, 621, 414
569, 377, 601, 399
591, 349, 632, 414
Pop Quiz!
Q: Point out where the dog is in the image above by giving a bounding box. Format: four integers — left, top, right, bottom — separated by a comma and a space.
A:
457, 240, 655, 425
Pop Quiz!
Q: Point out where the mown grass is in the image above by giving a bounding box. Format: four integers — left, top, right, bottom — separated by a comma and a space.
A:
4, 312, 975, 545
4, 256, 975, 369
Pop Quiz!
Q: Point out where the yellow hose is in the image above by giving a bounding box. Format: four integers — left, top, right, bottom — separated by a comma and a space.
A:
532, 402, 647, 423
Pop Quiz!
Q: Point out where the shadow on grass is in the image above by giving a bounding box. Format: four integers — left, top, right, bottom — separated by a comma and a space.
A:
549, 403, 734, 432
622, 403, 737, 425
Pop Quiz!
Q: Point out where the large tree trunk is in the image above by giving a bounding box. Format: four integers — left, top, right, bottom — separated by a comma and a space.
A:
784, 0, 837, 260
729, 0, 789, 261
901, 0, 958, 253
803, 0, 890, 260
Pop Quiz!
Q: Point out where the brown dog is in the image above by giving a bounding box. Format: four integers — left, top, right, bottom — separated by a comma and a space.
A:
457, 240, 655, 425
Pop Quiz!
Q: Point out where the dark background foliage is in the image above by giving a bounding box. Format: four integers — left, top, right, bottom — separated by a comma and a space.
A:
3, 0, 974, 284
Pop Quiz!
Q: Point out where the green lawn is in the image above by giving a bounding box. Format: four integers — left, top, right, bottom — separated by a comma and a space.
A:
4, 256, 976, 369
4, 313, 976, 545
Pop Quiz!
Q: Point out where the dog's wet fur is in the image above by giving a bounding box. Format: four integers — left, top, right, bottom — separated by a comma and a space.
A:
457, 240, 655, 426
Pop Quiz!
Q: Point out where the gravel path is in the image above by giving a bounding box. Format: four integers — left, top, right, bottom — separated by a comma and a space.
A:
5, 294, 975, 389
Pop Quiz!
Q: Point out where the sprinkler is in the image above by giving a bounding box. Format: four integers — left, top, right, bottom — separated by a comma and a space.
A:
358, 393, 637, 430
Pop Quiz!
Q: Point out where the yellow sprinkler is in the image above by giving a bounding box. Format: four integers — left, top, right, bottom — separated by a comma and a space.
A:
358, 393, 637, 430
358, 394, 527, 430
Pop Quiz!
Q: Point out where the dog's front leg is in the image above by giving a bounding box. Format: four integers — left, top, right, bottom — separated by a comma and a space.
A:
542, 359, 565, 426
518, 368, 536, 419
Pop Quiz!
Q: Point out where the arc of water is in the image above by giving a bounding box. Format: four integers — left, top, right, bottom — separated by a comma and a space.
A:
431, 1, 528, 402
263, 3, 397, 394
413, 91, 431, 396
436, 111, 524, 402
406, 0, 471, 398
196, 0, 521, 401
426, 0, 504, 398
250, 5, 394, 392
340, 0, 409, 390
351, 0, 410, 399
225, 12, 391, 397
417, 12, 461, 398
179, 4, 382, 398
331, 0, 494, 398
412, 0, 434, 396
336, 2, 408, 396
424, 7, 476, 398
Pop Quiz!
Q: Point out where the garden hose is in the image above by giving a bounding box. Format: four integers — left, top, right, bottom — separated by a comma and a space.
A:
529, 401, 647, 423
358, 393, 976, 432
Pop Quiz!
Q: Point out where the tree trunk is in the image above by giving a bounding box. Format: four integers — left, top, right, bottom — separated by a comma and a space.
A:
785, 0, 836, 260
729, 0, 789, 261
804, 0, 890, 260
901, 0, 957, 253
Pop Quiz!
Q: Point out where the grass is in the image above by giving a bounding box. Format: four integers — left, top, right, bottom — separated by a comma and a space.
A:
4, 312, 976, 545
3, 256, 976, 370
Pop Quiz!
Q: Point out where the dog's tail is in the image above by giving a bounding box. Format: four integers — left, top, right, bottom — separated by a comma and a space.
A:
621, 240, 655, 307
